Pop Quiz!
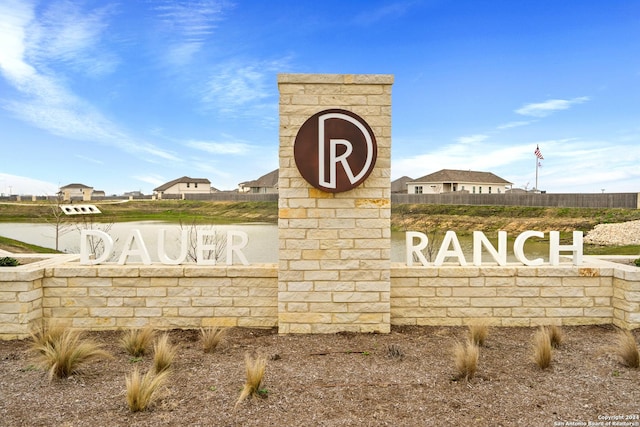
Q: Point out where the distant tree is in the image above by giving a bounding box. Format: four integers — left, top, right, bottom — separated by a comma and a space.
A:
43, 193, 73, 251
179, 219, 227, 263
72, 216, 117, 261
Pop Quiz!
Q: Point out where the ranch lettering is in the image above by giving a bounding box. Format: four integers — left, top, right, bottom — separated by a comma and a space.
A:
406, 230, 583, 267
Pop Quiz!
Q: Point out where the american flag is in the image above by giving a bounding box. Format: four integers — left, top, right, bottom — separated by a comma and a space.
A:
534, 145, 544, 160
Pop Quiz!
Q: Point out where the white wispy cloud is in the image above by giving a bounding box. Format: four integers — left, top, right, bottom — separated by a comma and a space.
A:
0, 1, 181, 164
74, 154, 104, 164
394, 139, 530, 178
456, 134, 489, 144
204, 64, 269, 110
201, 58, 288, 115
525, 140, 640, 192
192, 163, 235, 183
355, 1, 420, 25
0, 0, 36, 83
185, 139, 252, 155
516, 96, 590, 117
26, 1, 118, 77
153, 0, 227, 41
0, 172, 58, 196
132, 174, 166, 188
496, 120, 533, 130
152, 0, 231, 65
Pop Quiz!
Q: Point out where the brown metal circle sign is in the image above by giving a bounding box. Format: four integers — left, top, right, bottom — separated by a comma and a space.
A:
293, 109, 377, 193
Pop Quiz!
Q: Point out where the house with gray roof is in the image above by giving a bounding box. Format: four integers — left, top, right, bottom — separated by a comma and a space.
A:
59, 183, 99, 201
238, 169, 279, 194
407, 169, 512, 194
153, 176, 212, 199
391, 176, 413, 193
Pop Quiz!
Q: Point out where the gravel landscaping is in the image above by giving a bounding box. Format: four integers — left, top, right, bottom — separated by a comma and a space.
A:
1, 325, 639, 426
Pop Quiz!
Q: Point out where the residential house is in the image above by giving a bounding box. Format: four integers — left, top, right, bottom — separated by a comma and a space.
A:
238, 169, 279, 194
407, 169, 512, 195
59, 183, 95, 201
391, 176, 413, 194
123, 191, 145, 198
153, 176, 212, 199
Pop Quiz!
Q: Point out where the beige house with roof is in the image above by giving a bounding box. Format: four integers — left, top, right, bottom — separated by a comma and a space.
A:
59, 183, 97, 201
153, 176, 212, 199
238, 169, 279, 194
407, 169, 512, 194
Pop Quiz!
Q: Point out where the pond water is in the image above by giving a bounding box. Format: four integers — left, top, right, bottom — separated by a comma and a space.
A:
0, 222, 552, 264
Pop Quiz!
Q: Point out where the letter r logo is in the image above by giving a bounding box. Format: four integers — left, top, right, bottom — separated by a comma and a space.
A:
294, 109, 377, 193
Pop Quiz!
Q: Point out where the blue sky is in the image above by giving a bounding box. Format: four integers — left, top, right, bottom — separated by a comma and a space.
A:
1, 0, 639, 196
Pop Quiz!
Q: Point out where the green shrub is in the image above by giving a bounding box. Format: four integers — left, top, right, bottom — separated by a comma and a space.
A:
0, 257, 20, 266
633, 258, 640, 267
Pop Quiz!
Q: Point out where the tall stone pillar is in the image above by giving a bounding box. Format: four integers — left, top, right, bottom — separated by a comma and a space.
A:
277, 74, 393, 333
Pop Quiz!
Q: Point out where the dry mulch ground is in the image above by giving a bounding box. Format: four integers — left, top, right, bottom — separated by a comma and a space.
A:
1, 325, 639, 427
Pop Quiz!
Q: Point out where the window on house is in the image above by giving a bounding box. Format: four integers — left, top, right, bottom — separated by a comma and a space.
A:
472, 186, 476, 194
479, 187, 482, 193
461, 185, 465, 191
415, 186, 423, 194
489, 187, 492, 194
187, 183, 190, 188
195, 183, 198, 188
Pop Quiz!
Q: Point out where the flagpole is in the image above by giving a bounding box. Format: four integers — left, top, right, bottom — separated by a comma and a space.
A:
535, 156, 539, 192
534, 145, 543, 192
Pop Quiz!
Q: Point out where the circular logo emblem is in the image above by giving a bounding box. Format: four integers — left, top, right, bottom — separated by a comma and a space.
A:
293, 109, 377, 193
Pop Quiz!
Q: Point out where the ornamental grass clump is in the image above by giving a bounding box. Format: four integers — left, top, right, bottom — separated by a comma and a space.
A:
547, 325, 564, 349
153, 333, 177, 374
235, 353, 267, 409
201, 326, 228, 354
453, 340, 479, 381
31, 326, 110, 380
120, 326, 156, 357
30, 323, 66, 352
468, 322, 489, 347
125, 367, 169, 412
533, 326, 552, 369
612, 329, 639, 369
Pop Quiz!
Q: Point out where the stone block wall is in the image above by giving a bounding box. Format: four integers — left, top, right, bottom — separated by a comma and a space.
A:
0, 255, 72, 339
43, 265, 278, 330
277, 74, 394, 333
0, 270, 43, 339
612, 263, 640, 328
0, 261, 278, 338
391, 260, 640, 329
1, 257, 639, 339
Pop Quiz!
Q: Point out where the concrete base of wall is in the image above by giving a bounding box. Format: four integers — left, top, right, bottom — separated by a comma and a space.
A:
1, 255, 638, 339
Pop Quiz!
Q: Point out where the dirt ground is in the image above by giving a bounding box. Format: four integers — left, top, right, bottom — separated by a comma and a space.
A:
1, 325, 639, 427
